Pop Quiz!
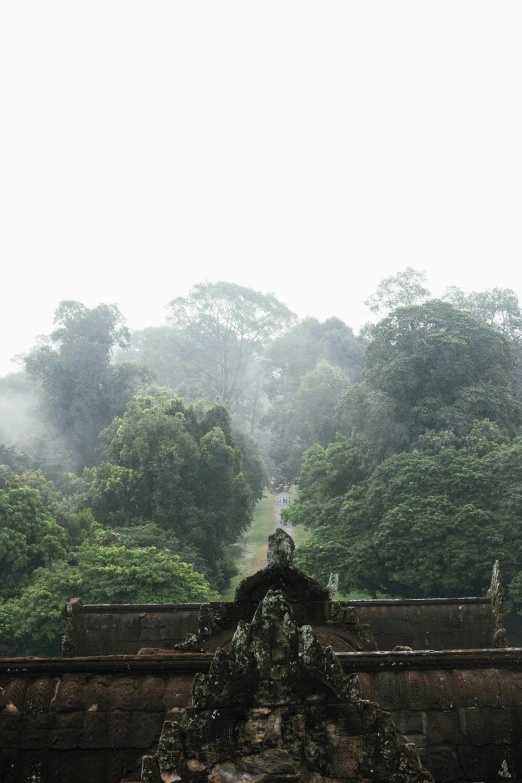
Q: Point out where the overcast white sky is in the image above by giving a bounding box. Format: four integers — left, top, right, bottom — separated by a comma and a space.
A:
1, 2, 521, 376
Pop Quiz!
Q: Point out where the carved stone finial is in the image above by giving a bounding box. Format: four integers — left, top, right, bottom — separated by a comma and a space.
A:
326, 572, 339, 598
488, 560, 508, 647
266, 527, 295, 567
171, 532, 373, 655
65, 597, 82, 616
61, 636, 76, 658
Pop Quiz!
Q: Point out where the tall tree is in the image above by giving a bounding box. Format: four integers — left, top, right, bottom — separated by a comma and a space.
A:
265, 317, 364, 401
24, 301, 147, 470
287, 302, 522, 602
268, 362, 352, 487
114, 326, 192, 394
166, 282, 295, 430
264, 317, 363, 484
364, 267, 430, 317
338, 300, 521, 460
443, 286, 522, 402
83, 395, 256, 589
443, 286, 522, 343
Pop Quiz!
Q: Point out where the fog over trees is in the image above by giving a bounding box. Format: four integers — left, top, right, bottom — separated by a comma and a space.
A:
3, 271, 522, 655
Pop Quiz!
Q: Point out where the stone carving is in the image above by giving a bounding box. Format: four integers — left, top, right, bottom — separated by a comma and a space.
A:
174, 602, 238, 652
61, 635, 76, 657
267, 525, 295, 566
142, 589, 433, 783
62, 597, 83, 657
235, 528, 330, 604
173, 529, 377, 655
326, 571, 339, 599
327, 601, 378, 651
487, 560, 507, 648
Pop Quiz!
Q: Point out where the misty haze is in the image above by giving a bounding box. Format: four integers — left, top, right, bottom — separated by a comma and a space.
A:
2, 4, 522, 782
2, 270, 522, 645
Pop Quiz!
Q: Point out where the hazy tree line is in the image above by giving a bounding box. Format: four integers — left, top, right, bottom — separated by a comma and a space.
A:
3, 273, 522, 654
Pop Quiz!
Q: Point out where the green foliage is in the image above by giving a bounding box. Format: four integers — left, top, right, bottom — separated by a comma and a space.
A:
508, 573, 522, 617
267, 361, 352, 487
443, 286, 522, 343
116, 522, 203, 569
265, 317, 364, 400
0, 485, 68, 600
0, 442, 34, 488
364, 267, 430, 317
166, 281, 295, 430
364, 301, 514, 408
74, 543, 217, 604
232, 429, 268, 503
288, 302, 522, 605
264, 317, 364, 485
25, 301, 148, 470
338, 301, 521, 460
115, 326, 189, 391
0, 543, 217, 656
0, 468, 218, 656
443, 286, 522, 403
0, 562, 80, 656
83, 395, 255, 588
290, 424, 522, 600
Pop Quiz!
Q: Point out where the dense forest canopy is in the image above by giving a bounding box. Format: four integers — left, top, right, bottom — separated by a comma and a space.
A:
3, 271, 522, 655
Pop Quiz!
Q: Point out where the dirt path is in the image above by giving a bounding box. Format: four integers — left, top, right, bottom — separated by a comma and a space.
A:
259, 492, 294, 567
221, 491, 307, 599
274, 491, 294, 539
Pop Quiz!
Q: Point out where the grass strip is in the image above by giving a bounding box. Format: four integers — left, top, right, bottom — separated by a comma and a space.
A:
221, 493, 275, 600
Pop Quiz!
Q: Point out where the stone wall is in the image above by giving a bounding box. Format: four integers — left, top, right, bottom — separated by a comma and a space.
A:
348, 597, 496, 650
342, 650, 522, 781
2, 650, 522, 782
141, 589, 433, 783
64, 597, 497, 657
63, 599, 201, 656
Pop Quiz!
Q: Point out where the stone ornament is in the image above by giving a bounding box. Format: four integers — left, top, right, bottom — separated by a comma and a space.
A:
142, 589, 433, 783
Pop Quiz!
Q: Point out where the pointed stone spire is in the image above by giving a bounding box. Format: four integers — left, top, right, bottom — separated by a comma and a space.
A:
266, 527, 295, 567
488, 560, 507, 647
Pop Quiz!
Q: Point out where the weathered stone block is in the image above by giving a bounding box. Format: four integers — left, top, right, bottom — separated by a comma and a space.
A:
109, 678, 136, 711
426, 710, 463, 746
462, 705, 492, 745
163, 677, 192, 710
81, 710, 109, 749
49, 727, 84, 750
54, 711, 85, 730
137, 676, 166, 711
395, 709, 425, 735
90, 679, 111, 712
128, 711, 164, 748
51, 679, 86, 712
457, 742, 511, 779
425, 746, 460, 782
109, 709, 129, 748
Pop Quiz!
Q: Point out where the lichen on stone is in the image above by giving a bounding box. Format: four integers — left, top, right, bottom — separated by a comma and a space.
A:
143, 588, 433, 782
